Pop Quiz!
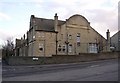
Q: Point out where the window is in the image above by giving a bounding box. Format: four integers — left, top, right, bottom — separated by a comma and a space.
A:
39, 47, 43, 51
77, 33, 80, 36
89, 43, 98, 53
68, 34, 72, 40
77, 42, 80, 46
62, 45, 66, 52
39, 44, 44, 51
68, 44, 72, 52
61, 34, 63, 39
58, 44, 61, 52
77, 33, 80, 46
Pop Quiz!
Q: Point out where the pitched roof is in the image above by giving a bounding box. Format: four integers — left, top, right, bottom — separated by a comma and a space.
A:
111, 30, 120, 38
32, 16, 65, 32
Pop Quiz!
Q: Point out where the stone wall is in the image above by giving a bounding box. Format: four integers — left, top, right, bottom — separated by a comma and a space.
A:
7, 52, 119, 65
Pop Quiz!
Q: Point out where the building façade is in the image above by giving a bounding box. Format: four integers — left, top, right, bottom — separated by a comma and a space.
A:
15, 14, 110, 57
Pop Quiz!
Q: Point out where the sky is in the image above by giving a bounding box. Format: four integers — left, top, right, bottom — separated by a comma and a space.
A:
0, 0, 119, 48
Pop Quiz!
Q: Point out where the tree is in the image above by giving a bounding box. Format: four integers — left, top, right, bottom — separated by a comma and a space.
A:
2, 38, 15, 59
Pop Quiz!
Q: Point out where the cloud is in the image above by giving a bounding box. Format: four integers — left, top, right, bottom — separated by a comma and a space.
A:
0, 0, 118, 43
0, 30, 10, 45
0, 29, 27, 46
0, 12, 11, 21
31, 0, 118, 37
83, 9, 117, 37
0, 31, 9, 41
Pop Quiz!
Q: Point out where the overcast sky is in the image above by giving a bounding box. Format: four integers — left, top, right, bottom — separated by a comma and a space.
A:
0, 0, 119, 47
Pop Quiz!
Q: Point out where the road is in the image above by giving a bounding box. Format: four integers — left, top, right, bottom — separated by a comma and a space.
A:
2, 59, 118, 81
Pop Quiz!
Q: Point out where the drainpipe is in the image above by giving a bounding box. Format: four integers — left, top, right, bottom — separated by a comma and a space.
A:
54, 13, 58, 55
43, 39, 45, 64
65, 19, 69, 55
56, 32, 58, 55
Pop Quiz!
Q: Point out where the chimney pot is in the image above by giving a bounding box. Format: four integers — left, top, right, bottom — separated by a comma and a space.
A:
31, 15, 35, 18
55, 13, 57, 17
107, 29, 109, 32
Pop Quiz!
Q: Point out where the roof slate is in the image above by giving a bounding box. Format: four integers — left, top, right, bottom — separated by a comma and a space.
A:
33, 17, 65, 32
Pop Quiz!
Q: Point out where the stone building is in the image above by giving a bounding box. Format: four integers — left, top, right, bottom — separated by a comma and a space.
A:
15, 14, 110, 57
110, 31, 120, 51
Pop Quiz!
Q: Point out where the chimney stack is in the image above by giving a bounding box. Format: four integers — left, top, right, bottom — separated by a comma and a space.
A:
106, 29, 110, 41
23, 34, 25, 40
54, 13, 58, 32
106, 29, 110, 52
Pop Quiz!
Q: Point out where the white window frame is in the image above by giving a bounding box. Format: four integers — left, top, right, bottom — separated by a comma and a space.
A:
77, 33, 80, 42
58, 44, 62, 52
39, 44, 44, 52
68, 34, 72, 40
68, 44, 72, 53
89, 43, 98, 53
62, 45, 66, 52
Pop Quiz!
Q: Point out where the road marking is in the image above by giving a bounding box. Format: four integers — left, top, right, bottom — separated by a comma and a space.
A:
27, 66, 35, 68
90, 65, 99, 68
